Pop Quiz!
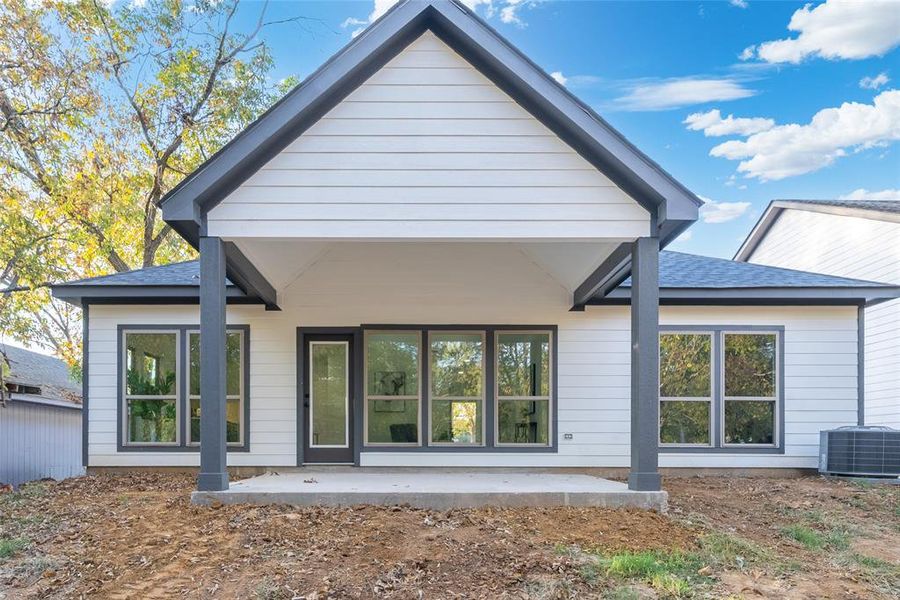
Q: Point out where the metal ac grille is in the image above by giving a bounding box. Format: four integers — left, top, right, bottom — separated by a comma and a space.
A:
826, 430, 900, 476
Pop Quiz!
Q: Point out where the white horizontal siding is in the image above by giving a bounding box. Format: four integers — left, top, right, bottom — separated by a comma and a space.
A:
747, 209, 899, 428
88, 297, 858, 470
206, 31, 649, 241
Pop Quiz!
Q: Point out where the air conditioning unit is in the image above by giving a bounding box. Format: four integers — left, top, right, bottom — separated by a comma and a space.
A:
819, 426, 900, 478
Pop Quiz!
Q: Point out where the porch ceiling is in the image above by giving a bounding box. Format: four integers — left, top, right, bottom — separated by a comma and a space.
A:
230, 238, 624, 295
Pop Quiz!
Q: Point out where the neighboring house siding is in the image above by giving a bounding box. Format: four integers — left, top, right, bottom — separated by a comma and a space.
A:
86, 245, 858, 470
746, 209, 900, 429
206, 32, 650, 241
0, 401, 84, 487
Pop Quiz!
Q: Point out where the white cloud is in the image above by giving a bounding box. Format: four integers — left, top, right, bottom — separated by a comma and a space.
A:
709, 89, 900, 181
729, 0, 748, 8
738, 45, 756, 61
615, 78, 757, 111
699, 196, 751, 224
550, 71, 567, 86
684, 109, 775, 137
839, 188, 900, 201
860, 72, 890, 90
745, 0, 900, 64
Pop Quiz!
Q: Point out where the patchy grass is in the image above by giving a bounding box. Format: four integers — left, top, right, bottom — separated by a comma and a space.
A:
698, 531, 773, 570
0, 537, 30, 560
582, 550, 710, 598
780, 524, 851, 551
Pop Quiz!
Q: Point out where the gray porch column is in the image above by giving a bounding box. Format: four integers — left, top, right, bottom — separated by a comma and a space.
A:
629, 236, 662, 491
197, 236, 229, 491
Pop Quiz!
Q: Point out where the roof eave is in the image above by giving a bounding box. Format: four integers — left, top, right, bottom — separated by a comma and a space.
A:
595, 285, 900, 306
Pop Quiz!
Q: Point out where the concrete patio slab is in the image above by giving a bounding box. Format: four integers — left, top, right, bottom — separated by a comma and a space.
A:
191, 469, 667, 511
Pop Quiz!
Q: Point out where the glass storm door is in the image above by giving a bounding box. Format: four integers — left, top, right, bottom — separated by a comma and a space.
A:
304, 336, 354, 463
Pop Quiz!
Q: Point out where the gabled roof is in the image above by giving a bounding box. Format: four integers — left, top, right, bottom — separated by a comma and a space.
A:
735, 199, 900, 261
50, 252, 900, 307
160, 0, 700, 249
1, 345, 82, 408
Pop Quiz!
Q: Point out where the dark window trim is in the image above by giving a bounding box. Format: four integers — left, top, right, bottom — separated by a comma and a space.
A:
659, 325, 785, 455
116, 323, 250, 453
358, 324, 559, 454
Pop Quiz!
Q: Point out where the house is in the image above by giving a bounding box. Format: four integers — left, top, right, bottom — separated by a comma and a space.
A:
0, 345, 84, 487
736, 199, 900, 430
49, 0, 900, 496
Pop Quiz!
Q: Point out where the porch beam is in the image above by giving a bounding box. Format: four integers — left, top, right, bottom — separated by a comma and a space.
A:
629, 236, 661, 492
571, 242, 632, 310
223, 242, 279, 310
197, 236, 229, 492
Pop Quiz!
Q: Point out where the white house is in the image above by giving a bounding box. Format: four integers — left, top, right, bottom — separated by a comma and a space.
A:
736, 199, 900, 429
51, 0, 899, 494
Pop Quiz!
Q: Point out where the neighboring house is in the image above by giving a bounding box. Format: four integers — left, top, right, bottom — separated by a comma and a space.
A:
0, 345, 84, 487
736, 199, 900, 430
49, 0, 900, 494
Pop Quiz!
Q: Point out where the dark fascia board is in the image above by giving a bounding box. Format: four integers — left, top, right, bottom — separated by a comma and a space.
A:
735, 199, 900, 262
223, 242, 279, 310
51, 284, 259, 308
572, 242, 633, 310
160, 0, 700, 250
593, 285, 900, 306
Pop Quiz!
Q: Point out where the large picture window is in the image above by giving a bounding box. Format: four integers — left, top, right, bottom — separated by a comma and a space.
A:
364, 331, 421, 445
120, 325, 249, 450
188, 330, 245, 446
429, 332, 484, 445
124, 331, 179, 445
496, 331, 552, 446
659, 333, 712, 446
659, 328, 781, 451
723, 333, 777, 446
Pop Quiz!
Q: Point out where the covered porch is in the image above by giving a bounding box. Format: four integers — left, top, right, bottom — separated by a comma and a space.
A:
191, 468, 667, 510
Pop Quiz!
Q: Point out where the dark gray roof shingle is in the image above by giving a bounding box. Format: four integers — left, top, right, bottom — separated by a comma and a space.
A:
54, 261, 233, 287
620, 251, 889, 289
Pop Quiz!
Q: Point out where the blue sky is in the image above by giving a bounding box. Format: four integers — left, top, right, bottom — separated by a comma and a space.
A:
233, 0, 900, 258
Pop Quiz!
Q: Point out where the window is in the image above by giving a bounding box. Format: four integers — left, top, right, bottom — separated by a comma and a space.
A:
120, 326, 248, 450
659, 333, 712, 446
365, 331, 421, 445
496, 331, 552, 446
659, 328, 781, 451
187, 330, 245, 446
723, 333, 777, 446
429, 332, 484, 445
309, 341, 350, 448
123, 331, 179, 445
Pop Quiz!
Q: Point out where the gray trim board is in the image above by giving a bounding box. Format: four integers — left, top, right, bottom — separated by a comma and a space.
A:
114, 323, 251, 454
82, 302, 89, 467
222, 242, 279, 310
594, 287, 900, 306
572, 242, 633, 310
658, 325, 786, 455
858, 306, 865, 427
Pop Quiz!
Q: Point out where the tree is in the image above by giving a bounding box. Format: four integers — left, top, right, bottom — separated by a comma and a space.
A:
0, 0, 307, 367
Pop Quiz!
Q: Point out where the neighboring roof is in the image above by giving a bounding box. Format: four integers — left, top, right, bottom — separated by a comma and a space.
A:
735, 199, 900, 261
1, 345, 81, 408
159, 0, 700, 250
51, 253, 900, 307
51, 261, 254, 307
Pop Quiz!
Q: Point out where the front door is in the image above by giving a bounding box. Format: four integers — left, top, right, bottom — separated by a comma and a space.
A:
303, 334, 354, 463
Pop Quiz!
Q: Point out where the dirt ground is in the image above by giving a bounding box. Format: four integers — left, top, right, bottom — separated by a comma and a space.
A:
0, 473, 897, 599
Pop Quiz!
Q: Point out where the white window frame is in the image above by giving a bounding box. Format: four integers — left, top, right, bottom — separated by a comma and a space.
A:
122, 329, 180, 447
427, 330, 486, 447
658, 331, 715, 448
308, 340, 350, 449
494, 330, 553, 447
721, 330, 780, 449
186, 329, 245, 447
363, 330, 422, 447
